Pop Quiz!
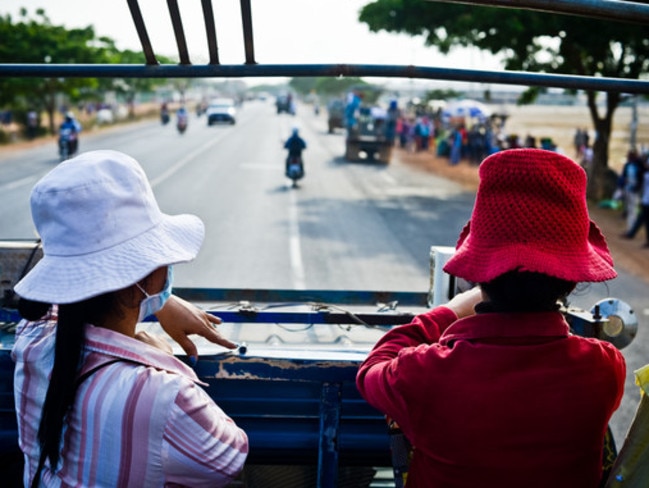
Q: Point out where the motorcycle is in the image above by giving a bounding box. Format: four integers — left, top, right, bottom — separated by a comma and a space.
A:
177, 114, 188, 134
285, 155, 304, 188
161, 109, 170, 125
58, 128, 78, 162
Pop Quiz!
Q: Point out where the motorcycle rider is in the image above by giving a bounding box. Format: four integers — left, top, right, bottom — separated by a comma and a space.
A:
176, 105, 188, 133
58, 113, 79, 157
284, 127, 306, 179
160, 102, 170, 124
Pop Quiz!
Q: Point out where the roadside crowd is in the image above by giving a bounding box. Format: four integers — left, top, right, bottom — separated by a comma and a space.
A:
393, 111, 649, 250
395, 112, 558, 167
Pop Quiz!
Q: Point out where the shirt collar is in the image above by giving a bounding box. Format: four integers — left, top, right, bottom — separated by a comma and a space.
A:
82, 324, 204, 385
439, 311, 570, 346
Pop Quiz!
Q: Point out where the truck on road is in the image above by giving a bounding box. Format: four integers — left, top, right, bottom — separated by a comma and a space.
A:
345, 105, 395, 164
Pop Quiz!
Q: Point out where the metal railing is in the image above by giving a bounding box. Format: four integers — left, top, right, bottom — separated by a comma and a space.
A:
0, 0, 649, 94
0, 0, 647, 94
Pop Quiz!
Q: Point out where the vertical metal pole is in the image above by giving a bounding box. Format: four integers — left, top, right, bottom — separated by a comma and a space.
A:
239, 0, 256, 65
317, 382, 341, 488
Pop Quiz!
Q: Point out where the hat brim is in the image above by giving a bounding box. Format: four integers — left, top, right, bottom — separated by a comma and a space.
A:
14, 213, 204, 304
443, 220, 616, 283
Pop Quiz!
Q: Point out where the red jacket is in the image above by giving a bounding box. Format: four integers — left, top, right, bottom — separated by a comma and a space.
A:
356, 307, 626, 488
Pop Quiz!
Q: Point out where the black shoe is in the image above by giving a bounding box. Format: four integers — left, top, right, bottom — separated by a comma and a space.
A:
620, 233, 633, 239
643, 242, 649, 248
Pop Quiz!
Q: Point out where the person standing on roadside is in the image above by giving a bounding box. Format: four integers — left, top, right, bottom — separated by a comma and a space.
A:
622, 155, 649, 248
618, 149, 645, 234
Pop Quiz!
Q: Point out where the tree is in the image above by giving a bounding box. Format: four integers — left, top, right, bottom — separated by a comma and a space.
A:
289, 77, 374, 99
359, 0, 649, 200
289, 77, 319, 95
0, 9, 118, 134
0, 9, 176, 133
96, 47, 176, 119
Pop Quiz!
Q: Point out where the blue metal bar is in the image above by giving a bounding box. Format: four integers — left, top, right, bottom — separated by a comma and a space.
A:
428, 0, 649, 25
318, 382, 342, 487
173, 287, 428, 307
1, 63, 647, 94
204, 310, 414, 326
0, 307, 413, 327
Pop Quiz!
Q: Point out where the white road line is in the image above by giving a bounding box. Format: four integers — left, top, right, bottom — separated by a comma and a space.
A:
150, 136, 223, 188
1, 175, 37, 192
380, 171, 397, 185
289, 189, 306, 289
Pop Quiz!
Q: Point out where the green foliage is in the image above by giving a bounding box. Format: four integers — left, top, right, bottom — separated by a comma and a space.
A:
517, 86, 544, 106
288, 77, 319, 95
424, 89, 461, 102
0, 9, 108, 109
0, 9, 172, 129
289, 76, 374, 98
359, 0, 649, 80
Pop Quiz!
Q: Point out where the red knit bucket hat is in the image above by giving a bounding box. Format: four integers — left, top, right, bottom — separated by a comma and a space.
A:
443, 148, 616, 283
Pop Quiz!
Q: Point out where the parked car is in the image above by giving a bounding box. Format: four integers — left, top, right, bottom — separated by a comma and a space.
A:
206, 98, 237, 125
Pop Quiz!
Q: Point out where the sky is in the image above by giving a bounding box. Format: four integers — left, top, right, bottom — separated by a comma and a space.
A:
3, 0, 503, 88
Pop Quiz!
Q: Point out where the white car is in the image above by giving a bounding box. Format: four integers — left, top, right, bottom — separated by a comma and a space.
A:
206, 98, 236, 125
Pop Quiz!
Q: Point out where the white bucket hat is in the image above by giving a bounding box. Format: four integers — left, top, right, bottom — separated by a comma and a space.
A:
14, 150, 205, 304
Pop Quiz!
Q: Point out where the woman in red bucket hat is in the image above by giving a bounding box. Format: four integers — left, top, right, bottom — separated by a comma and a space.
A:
357, 148, 625, 488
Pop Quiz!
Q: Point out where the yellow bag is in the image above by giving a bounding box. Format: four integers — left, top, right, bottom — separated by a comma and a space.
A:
604, 364, 649, 487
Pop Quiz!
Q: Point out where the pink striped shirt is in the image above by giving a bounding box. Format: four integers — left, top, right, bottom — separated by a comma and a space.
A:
12, 308, 248, 487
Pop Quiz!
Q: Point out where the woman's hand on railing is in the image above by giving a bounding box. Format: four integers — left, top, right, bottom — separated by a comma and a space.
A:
155, 294, 238, 362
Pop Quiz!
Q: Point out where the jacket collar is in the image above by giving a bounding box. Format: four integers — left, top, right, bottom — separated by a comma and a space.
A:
439, 310, 570, 346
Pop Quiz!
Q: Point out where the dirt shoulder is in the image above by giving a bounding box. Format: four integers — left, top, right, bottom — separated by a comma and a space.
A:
395, 147, 649, 286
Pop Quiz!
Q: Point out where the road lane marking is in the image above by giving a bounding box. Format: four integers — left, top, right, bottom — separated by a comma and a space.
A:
150, 136, 224, 188
380, 171, 397, 185
289, 189, 306, 289
1, 176, 37, 192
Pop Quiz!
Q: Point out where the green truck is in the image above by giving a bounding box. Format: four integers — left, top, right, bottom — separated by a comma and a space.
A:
345, 106, 395, 164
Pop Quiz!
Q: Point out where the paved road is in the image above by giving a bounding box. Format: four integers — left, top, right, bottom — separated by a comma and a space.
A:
0, 101, 475, 292
1, 99, 647, 447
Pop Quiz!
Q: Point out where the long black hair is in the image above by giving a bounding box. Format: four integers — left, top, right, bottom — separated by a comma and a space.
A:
479, 270, 576, 313
20, 292, 120, 487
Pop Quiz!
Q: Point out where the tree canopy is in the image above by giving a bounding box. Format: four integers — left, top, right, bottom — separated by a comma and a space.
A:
0, 8, 172, 133
289, 76, 374, 99
359, 0, 649, 198
359, 1, 649, 82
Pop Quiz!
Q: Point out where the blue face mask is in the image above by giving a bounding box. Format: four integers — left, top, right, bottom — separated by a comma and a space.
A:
136, 267, 173, 322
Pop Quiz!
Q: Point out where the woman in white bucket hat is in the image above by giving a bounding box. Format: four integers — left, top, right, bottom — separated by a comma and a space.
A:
12, 150, 248, 487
